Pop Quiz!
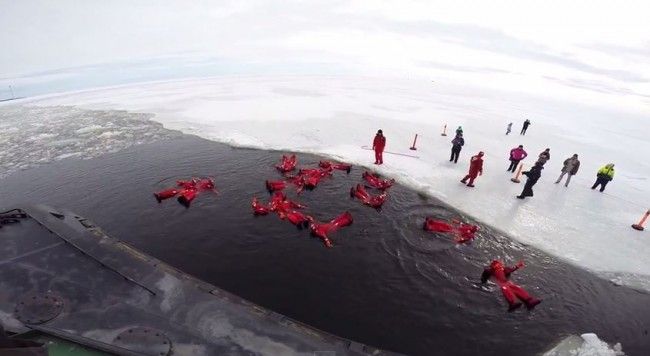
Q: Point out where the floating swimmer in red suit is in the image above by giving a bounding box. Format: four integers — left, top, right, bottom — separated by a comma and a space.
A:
350, 184, 388, 208
319, 161, 352, 174
276, 154, 297, 173
423, 217, 479, 244
310, 212, 353, 248
154, 177, 216, 207
481, 260, 541, 311
362, 171, 394, 190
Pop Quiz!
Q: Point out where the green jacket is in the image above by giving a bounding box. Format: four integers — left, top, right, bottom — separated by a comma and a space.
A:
597, 165, 615, 180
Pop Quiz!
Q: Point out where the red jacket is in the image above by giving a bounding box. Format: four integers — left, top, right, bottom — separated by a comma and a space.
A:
373, 134, 386, 151
468, 155, 484, 176
510, 147, 528, 160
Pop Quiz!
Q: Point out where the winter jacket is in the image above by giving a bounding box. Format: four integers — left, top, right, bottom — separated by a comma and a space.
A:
537, 151, 550, 164
597, 165, 615, 180
523, 165, 543, 184
561, 158, 580, 175
468, 155, 484, 176
523, 120, 531, 128
373, 134, 386, 151
509, 147, 528, 161
451, 136, 465, 150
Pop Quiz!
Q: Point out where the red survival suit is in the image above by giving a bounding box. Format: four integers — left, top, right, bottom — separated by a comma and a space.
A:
154, 177, 215, 207
461, 152, 484, 187
373, 132, 386, 164
481, 260, 541, 311
276, 154, 297, 173
310, 212, 353, 248
362, 171, 395, 190
252, 193, 311, 228
350, 184, 388, 208
319, 161, 352, 174
423, 218, 478, 244
297, 167, 332, 190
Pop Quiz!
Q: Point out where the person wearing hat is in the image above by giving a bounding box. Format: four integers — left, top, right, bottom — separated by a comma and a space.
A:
461, 151, 484, 187
508, 145, 528, 172
555, 154, 580, 187
372, 129, 386, 165
449, 133, 464, 164
591, 163, 615, 192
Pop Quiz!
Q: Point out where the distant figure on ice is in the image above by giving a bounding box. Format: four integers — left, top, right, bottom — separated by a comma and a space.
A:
520, 119, 531, 135
508, 145, 528, 172
481, 260, 541, 311
461, 151, 484, 187
450, 133, 464, 164
517, 162, 543, 199
506, 122, 513, 135
591, 163, 615, 192
372, 129, 386, 165
456, 126, 463, 136
555, 154, 580, 187
536, 148, 551, 166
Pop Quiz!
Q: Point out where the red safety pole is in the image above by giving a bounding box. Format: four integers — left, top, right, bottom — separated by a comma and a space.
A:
410, 134, 418, 150
632, 209, 649, 231
441, 124, 447, 136
510, 163, 524, 183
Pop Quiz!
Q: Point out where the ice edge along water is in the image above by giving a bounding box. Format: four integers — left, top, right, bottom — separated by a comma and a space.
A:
7, 76, 650, 296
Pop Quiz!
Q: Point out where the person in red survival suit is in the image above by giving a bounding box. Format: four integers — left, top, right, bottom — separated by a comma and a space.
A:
455, 223, 479, 243
310, 212, 353, 248
350, 184, 388, 208
423, 218, 479, 244
461, 151, 484, 187
481, 260, 541, 311
372, 129, 386, 165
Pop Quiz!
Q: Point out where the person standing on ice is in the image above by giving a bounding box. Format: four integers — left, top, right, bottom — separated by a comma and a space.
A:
536, 148, 551, 166
591, 163, 615, 192
506, 122, 513, 135
372, 129, 386, 165
481, 260, 541, 311
516, 162, 543, 199
520, 119, 531, 135
449, 133, 464, 164
461, 151, 484, 187
555, 154, 580, 187
507, 145, 528, 172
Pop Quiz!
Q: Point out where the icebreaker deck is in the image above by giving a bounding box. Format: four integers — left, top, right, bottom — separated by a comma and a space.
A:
0, 205, 397, 356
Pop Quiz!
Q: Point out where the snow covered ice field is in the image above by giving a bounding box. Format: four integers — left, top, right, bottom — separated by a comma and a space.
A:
8, 75, 650, 292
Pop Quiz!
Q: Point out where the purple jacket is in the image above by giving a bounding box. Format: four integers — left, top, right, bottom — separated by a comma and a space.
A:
510, 147, 528, 160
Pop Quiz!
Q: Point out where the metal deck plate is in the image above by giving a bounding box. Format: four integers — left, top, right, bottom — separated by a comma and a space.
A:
14, 292, 64, 325
112, 327, 171, 356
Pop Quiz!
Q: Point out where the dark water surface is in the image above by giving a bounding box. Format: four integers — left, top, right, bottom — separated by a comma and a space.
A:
1, 136, 649, 355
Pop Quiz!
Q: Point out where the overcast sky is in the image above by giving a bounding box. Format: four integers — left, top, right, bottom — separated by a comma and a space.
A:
1, 0, 649, 111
